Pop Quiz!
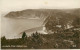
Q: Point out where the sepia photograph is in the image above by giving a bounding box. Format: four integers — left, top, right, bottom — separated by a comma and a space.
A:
0, 0, 80, 49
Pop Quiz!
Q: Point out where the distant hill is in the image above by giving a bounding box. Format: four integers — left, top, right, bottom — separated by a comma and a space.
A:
5, 9, 80, 18
5, 9, 49, 19
61, 8, 80, 17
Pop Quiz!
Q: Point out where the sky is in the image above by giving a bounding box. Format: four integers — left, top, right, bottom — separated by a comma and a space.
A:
0, 0, 80, 15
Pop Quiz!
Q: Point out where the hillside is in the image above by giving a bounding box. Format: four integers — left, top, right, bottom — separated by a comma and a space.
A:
1, 30, 80, 49
45, 12, 80, 32
44, 9, 80, 32
4, 8, 80, 34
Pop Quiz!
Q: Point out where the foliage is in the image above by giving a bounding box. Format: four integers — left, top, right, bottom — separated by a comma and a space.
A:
22, 32, 27, 40
1, 30, 80, 49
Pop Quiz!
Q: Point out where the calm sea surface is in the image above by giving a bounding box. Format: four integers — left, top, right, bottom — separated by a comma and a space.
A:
1, 17, 44, 39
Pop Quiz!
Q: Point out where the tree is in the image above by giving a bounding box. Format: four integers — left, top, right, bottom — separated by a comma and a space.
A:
22, 32, 27, 40
1, 36, 6, 46
1, 36, 6, 40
